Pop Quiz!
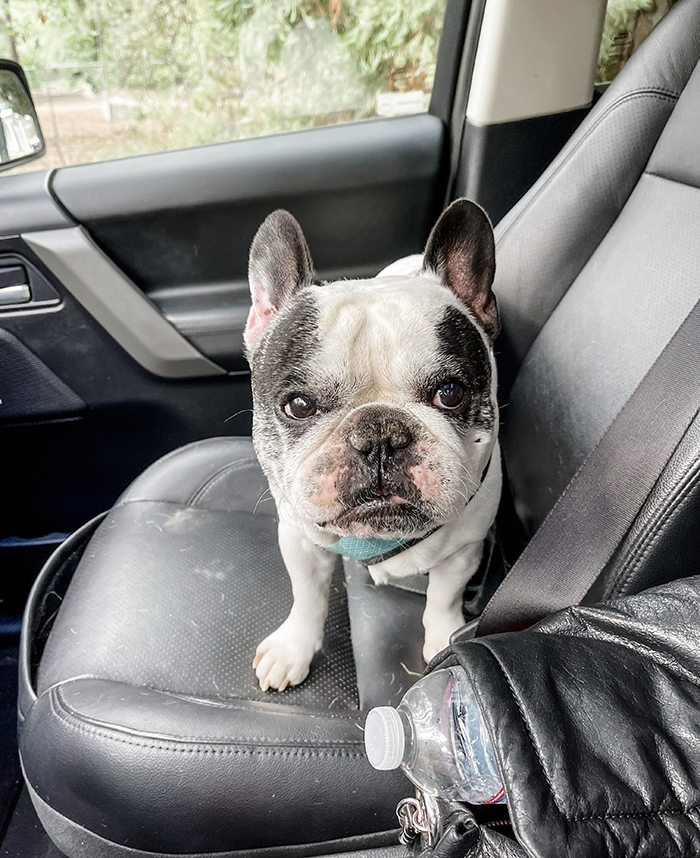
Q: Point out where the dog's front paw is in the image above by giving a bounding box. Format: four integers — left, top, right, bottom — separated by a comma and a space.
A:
423, 605, 466, 663
422, 631, 451, 664
253, 623, 319, 691
368, 564, 391, 586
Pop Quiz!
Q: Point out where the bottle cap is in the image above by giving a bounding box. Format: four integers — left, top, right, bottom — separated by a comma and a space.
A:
364, 706, 405, 770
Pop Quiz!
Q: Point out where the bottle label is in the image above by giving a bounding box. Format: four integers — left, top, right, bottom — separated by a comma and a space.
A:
483, 787, 506, 805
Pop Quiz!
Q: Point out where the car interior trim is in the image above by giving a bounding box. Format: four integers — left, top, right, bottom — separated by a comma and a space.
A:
457, 107, 590, 223
428, 0, 476, 128
48, 114, 445, 222
465, 0, 606, 125
443, 0, 486, 205
0, 171, 73, 236
21, 227, 226, 379
0, 328, 85, 422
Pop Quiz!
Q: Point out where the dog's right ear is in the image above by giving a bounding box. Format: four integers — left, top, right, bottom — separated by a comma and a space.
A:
245, 210, 315, 353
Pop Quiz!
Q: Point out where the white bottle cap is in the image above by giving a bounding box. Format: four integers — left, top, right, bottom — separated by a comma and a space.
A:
364, 706, 405, 770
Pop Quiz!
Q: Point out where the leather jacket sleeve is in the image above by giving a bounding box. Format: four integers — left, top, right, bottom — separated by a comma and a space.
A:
431, 574, 700, 858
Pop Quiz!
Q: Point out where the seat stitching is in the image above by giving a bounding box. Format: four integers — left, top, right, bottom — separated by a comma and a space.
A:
189, 458, 262, 507
54, 685, 363, 743
496, 89, 678, 247
49, 690, 365, 756
611, 468, 700, 595
40, 675, 359, 720
609, 458, 700, 598
644, 170, 700, 191
571, 805, 696, 824
118, 438, 253, 505
129, 438, 235, 481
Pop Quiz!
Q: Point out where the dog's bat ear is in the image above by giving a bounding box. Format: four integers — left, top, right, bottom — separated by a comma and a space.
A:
245, 210, 316, 352
422, 199, 499, 340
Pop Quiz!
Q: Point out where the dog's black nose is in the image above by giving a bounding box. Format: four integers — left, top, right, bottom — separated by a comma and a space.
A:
348, 418, 412, 455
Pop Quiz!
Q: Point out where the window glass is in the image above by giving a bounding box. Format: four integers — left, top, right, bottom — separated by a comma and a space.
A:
2, 0, 447, 172
596, 0, 679, 83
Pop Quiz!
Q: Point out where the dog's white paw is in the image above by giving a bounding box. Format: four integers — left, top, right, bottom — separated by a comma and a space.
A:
422, 632, 451, 664
423, 606, 465, 663
368, 564, 391, 586
253, 624, 319, 691
423, 614, 461, 662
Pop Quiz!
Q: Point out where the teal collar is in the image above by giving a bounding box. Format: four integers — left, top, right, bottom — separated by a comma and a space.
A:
323, 534, 424, 564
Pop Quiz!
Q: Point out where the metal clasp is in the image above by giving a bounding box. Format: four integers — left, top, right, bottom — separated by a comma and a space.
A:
397, 790, 446, 849
397, 795, 430, 845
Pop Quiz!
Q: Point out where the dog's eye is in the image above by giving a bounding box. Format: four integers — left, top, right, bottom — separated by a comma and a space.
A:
284, 395, 318, 419
432, 381, 465, 410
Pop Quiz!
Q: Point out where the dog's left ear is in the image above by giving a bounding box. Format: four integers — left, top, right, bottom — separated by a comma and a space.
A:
245, 210, 316, 353
422, 199, 499, 340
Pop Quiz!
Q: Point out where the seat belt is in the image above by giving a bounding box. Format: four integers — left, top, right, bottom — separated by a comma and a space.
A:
473, 296, 700, 637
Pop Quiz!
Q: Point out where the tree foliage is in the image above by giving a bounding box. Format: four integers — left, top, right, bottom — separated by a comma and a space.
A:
596, 0, 677, 82
2, 0, 446, 160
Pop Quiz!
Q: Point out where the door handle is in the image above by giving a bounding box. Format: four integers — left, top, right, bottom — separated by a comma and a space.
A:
0, 264, 31, 305
0, 283, 30, 305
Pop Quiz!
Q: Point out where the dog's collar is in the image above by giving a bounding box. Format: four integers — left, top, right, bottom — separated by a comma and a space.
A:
323, 452, 494, 567
323, 531, 436, 565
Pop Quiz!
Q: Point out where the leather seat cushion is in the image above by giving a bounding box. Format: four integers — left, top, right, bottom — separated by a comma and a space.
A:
19, 438, 411, 854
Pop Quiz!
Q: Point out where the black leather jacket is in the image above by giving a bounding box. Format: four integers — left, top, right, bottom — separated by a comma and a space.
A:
429, 575, 700, 858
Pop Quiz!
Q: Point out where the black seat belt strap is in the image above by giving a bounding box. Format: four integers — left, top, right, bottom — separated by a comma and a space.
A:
476, 296, 700, 637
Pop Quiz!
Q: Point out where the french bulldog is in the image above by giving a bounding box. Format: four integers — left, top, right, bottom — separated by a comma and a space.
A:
245, 199, 501, 691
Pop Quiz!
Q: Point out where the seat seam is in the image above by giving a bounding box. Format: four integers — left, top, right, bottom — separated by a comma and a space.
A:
55, 684, 363, 744
189, 458, 262, 507
608, 458, 700, 598
644, 170, 700, 192
118, 438, 253, 505
49, 689, 365, 755
39, 676, 359, 720
496, 88, 678, 248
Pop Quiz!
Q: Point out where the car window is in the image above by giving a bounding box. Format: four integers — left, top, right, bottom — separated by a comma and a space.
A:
2, 0, 447, 173
597, 0, 679, 84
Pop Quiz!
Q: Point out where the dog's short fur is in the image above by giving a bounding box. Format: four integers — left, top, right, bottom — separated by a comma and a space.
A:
245, 200, 501, 691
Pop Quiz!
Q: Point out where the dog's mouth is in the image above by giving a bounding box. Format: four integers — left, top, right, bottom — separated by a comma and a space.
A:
320, 496, 433, 536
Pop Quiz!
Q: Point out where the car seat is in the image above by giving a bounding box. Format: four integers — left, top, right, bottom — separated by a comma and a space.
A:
18, 2, 700, 855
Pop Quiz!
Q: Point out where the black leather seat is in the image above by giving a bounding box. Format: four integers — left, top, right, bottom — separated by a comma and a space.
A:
18, 2, 700, 855
19, 438, 421, 854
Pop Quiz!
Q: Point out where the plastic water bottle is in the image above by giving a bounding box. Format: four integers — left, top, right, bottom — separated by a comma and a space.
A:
364, 666, 505, 805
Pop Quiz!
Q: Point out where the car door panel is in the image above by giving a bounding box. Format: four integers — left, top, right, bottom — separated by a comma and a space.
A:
0, 171, 71, 234
1, 237, 255, 536
47, 113, 446, 369
22, 227, 226, 378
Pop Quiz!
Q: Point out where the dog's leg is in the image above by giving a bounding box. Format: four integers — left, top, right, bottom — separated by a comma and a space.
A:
422, 541, 484, 663
254, 519, 336, 691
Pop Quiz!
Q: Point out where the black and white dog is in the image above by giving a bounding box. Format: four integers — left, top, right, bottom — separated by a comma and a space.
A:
245, 199, 501, 691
